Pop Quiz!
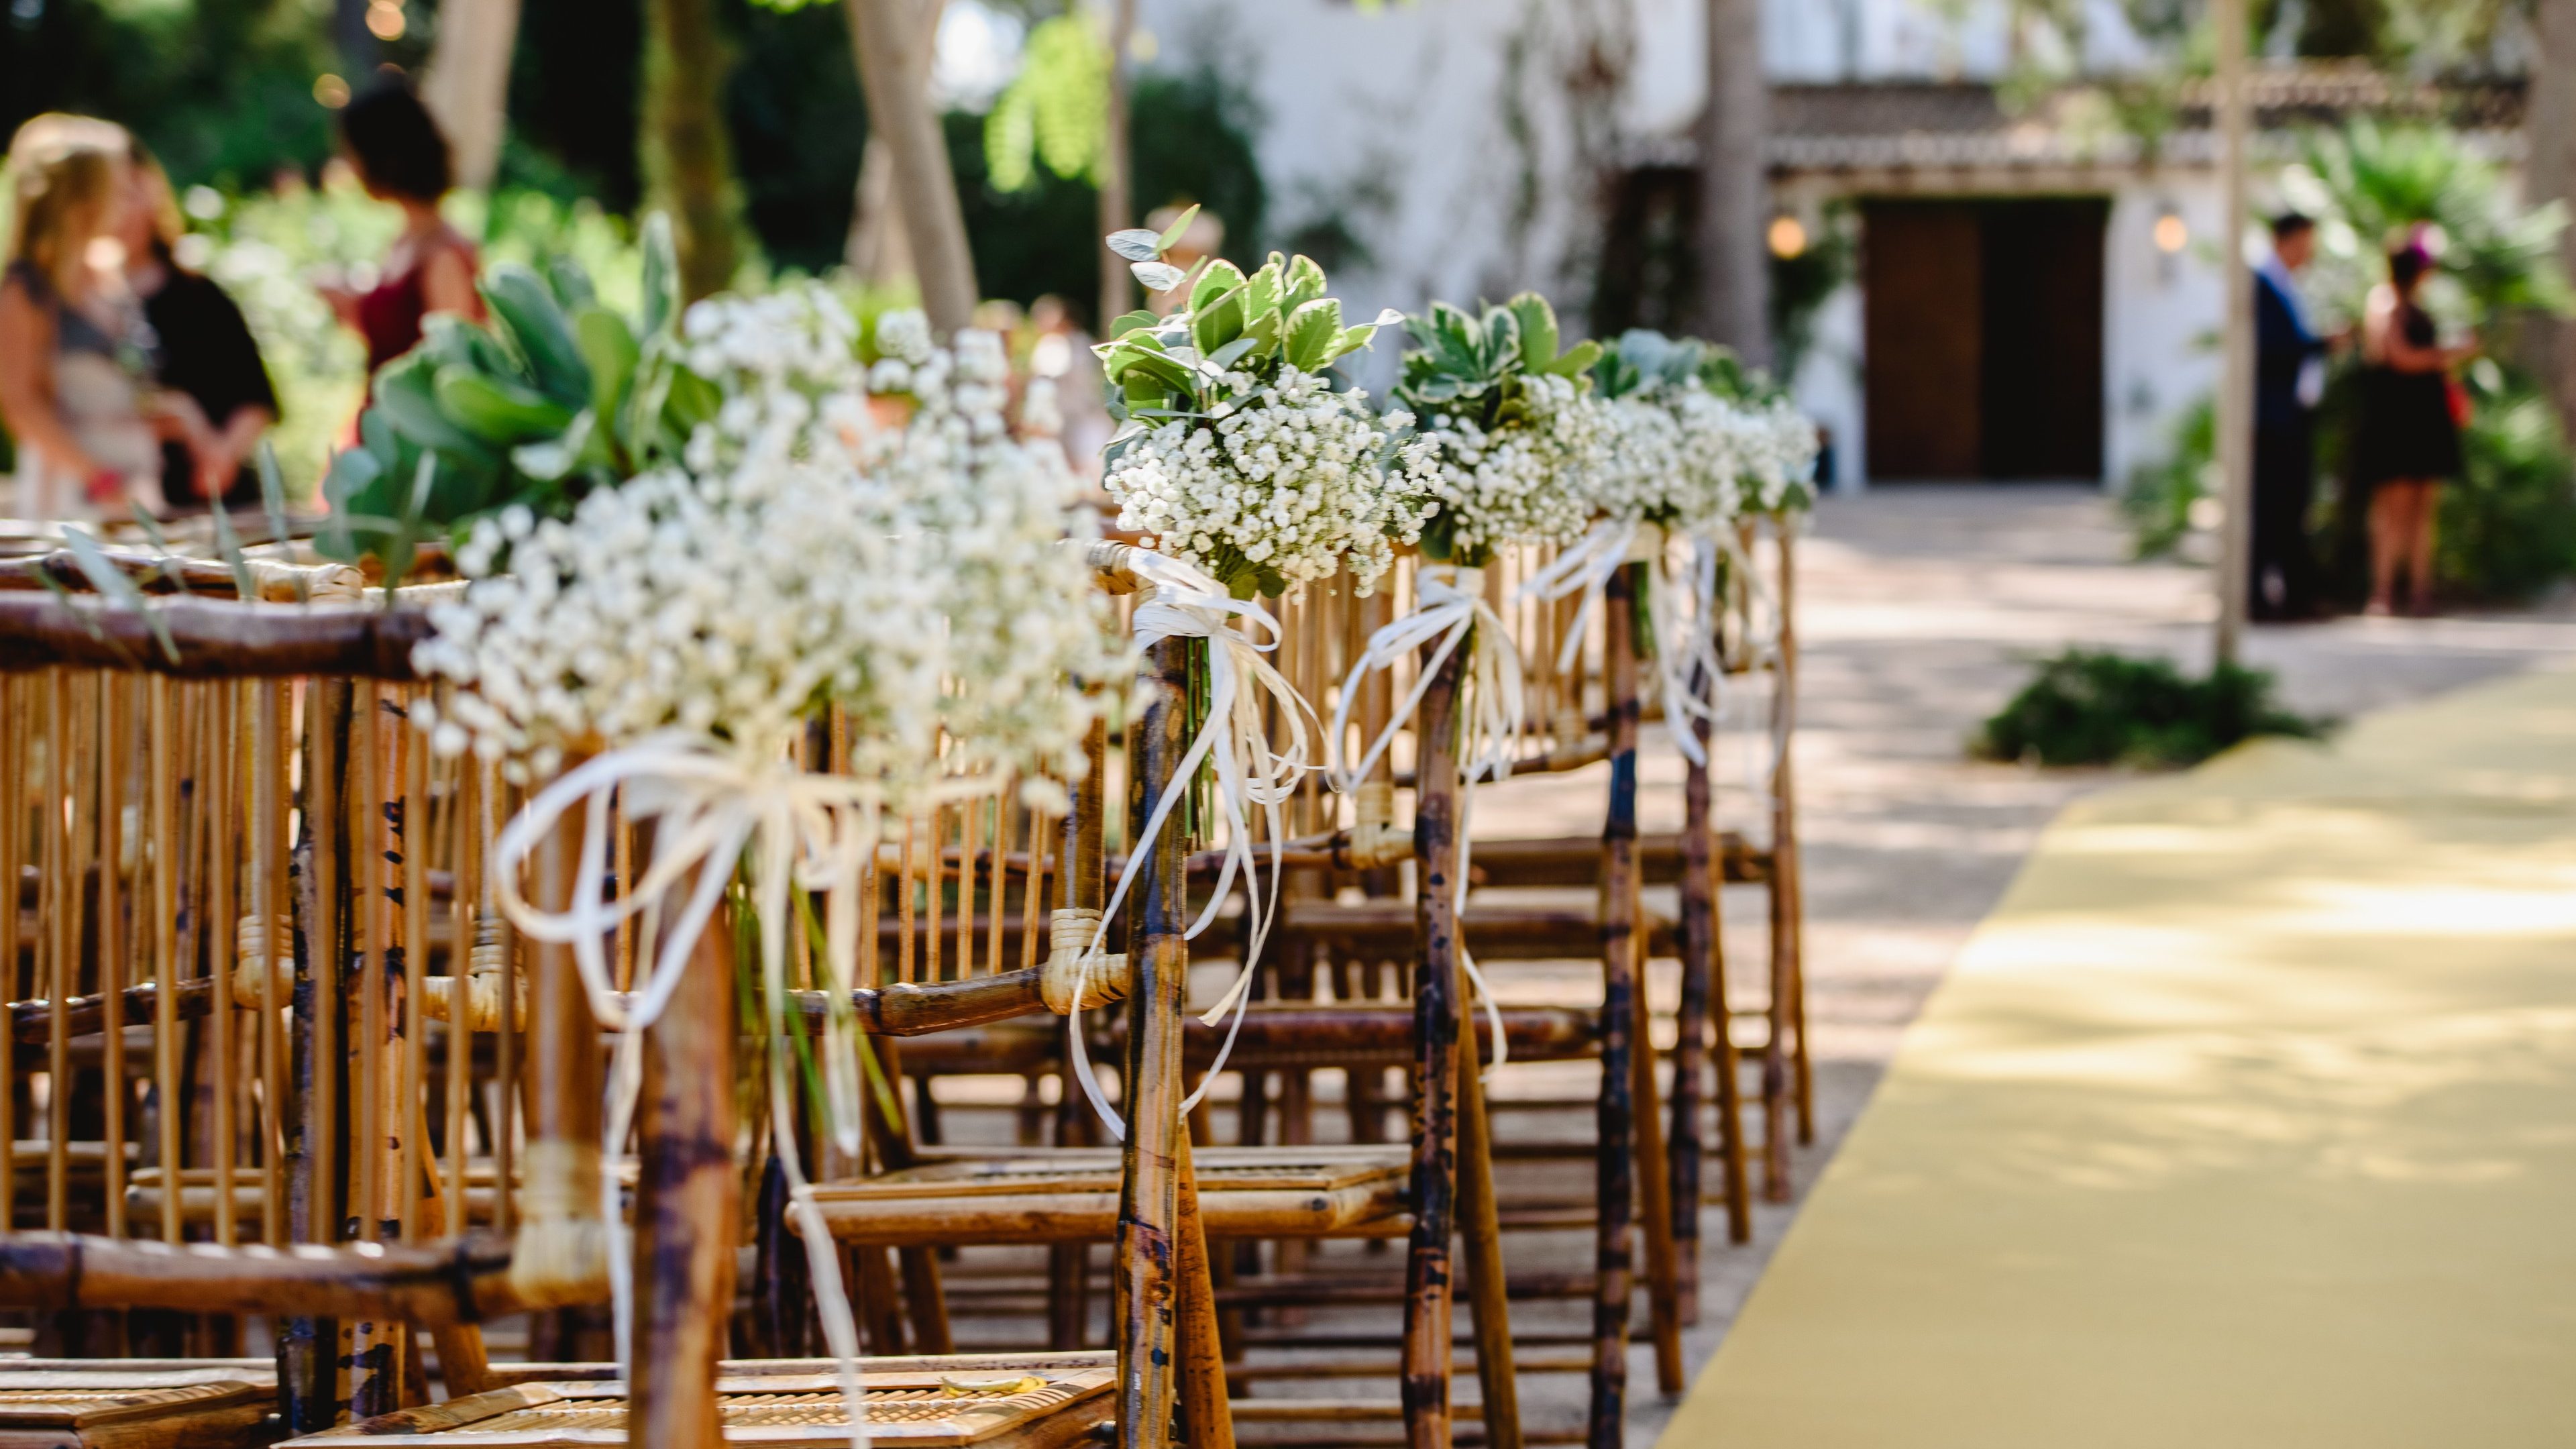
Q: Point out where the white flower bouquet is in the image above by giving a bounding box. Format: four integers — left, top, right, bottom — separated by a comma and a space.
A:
1391, 292, 1607, 565
1096, 219, 1429, 598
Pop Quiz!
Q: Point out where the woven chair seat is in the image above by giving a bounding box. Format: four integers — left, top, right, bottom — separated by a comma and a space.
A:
0, 1368, 271, 1446
808, 1145, 1409, 1246
282, 1355, 1114, 1448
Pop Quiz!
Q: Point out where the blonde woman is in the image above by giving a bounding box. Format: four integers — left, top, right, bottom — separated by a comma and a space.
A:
0, 116, 172, 521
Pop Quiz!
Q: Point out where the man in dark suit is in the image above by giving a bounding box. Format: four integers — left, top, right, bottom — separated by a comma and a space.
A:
2251, 213, 2330, 620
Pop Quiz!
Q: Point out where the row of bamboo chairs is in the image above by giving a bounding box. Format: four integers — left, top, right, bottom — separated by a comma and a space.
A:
0, 517, 1809, 1449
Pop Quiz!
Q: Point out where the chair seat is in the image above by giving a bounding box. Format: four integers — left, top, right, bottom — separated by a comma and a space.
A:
281, 1353, 1115, 1449
809, 1145, 1409, 1246
0, 1368, 271, 1447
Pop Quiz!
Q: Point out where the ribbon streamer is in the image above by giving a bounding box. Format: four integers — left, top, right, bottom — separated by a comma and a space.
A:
1328, 562, 1521, 1072
1065, 552, 1317, 1141
495, 732, 998, 1449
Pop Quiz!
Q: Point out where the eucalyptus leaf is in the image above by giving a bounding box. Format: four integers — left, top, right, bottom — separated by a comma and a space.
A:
1153, 203, 1202, 252
1106, 228, 1165, 262
1131, 260, 1187, 293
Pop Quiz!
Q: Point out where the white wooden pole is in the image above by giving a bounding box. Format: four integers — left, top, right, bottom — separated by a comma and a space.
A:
2214, 0, 2255, 665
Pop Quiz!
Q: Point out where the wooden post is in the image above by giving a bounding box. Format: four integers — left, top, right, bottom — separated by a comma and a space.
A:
1098, 0, 1139, 329
1114, 635, 1191, 1449
1588, 563, 1644, 1449
845, 0, 979, 333
1779, 531, 1813, 1148
627, 873, 739, 1449
1403, 638, 1466, 1449
1049, 714, 1109, 1350
2214, 0, 2254, 665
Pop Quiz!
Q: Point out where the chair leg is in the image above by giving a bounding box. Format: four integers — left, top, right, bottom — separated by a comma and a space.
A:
1403, 642, 1468, 1449
1589, 561, 1645, 1449
1631, 963, 1684, 1395
1458, 1016, 1522, 1449
1670, 747, 1715, 1316
1175, 1128, 1235, 1449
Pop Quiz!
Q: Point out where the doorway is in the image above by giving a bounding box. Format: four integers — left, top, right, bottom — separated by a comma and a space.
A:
1862, 198, 2108, 481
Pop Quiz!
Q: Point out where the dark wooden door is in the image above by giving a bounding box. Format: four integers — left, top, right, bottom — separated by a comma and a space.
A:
1862, 197, 2108, 481
1981, 199, 2108, 478
1862, 202, 1983, 480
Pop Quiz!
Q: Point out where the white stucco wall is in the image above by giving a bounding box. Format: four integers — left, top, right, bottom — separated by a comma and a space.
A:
2103, 173, 2229, 491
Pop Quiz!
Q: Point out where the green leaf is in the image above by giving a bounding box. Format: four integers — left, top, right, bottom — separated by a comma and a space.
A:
1506, 291, 1560, 368
1108, 309, 1159, 339
435, 366, 576, 444
1282, 298, 1343, 373
207, 494, 256, 600
1334, 323, 1387, 360
374, 355, 502, 466
548, 256, 598, 311
1131, 260, 1188, 293
256, 439, 290, 551
1106, 344, 1196, 394
662, 366, 724, 439
513, 409, 598, 482
1548, 338, 1603, 378
1241, 260, 1282, 329
1281, 254, 1328, 313
572, 305, 641, 421
480, 264, 592, 408
1191, 281, 1247, 354
62, 527, 177, 665
639, 212, 680, 339
1155, 203, 1202, 253
1188, 258, 1246, 317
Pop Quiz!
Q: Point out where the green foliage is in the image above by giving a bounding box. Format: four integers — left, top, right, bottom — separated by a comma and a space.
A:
317, 216, 687, 573
985, 13, 1113, 193
1591, 329, 1779, 403
2120, 395, 2214, 560
1, 0, 341, 193
1975, 649, 2326, 769
2286, 122, 2575, 336
1394, 293, 1600, 563
2439, 378, 2576, 602
1095, 225, 1394, 437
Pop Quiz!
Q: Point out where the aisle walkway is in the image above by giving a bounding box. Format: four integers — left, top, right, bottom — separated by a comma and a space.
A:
1662, 664, 2576, 1446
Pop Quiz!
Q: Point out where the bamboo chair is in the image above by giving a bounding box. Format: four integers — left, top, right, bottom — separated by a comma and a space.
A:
0, 566, 1142, 1449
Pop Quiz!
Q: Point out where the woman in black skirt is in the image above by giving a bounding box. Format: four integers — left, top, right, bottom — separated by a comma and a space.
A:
2353, 238, 2475, 616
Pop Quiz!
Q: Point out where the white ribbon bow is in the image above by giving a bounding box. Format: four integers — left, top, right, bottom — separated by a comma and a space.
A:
1328, 561, 1519, 1072
1067, 551, 1316, 1140
496, 732, 984, 1449
1516, 517, 1644, 676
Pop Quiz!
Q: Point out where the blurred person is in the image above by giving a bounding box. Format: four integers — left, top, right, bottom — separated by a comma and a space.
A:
121, 141, 280, 511
2251, 213, 2334, 621
2353, 235, 2475, 616
317, 80, 482, 375
0, 118, 173, 521
1026, 294, 1110, 480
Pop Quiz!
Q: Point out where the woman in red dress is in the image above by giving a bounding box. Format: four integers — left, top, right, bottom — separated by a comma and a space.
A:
317, 80, 483, 375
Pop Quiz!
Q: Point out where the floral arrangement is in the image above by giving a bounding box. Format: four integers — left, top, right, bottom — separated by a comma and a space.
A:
1095, 213, 1429, 598
1584, 329, 1818, 528
1391, 293, 1606, 564
413, 289, 1118, 799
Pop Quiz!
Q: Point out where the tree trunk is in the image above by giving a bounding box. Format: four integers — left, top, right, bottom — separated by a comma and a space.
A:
842, 0, 946, 285
2529, 0, 2576, 439
1695, 0, 1770, 366
845, 0, 979, 333
420, 0, 522, 191
1097, 0, 1139, 329
641, 0, 747, 303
